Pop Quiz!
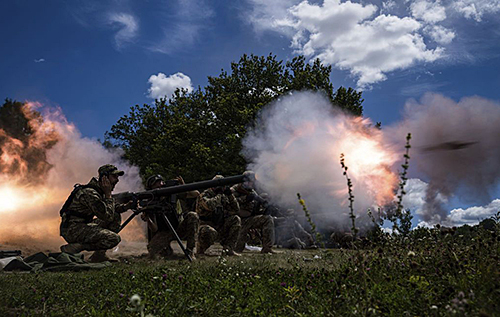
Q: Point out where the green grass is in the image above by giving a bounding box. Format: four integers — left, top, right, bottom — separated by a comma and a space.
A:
1, 226, 499, 316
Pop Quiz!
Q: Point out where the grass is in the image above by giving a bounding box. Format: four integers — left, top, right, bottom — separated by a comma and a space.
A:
1, 224, 499, 316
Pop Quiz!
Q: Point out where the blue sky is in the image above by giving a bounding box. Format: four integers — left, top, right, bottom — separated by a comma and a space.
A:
2, 0, 500, 227
2, 0, 500, 139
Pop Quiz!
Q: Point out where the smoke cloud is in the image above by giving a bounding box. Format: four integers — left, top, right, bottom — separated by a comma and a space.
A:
385, 93, 500, 225
243, 91, 400, 232
0, 102, 145, 254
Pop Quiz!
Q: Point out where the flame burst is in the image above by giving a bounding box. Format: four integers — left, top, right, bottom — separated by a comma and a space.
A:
0, 101, 143, 252
283, 116, 399, 207
333, 117, 399, 206
245, 91, 401, 230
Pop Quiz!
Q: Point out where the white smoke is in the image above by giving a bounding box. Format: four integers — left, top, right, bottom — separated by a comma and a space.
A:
243, 91, 399, 232
384, 93, 500, 225
0, 105, 145, 253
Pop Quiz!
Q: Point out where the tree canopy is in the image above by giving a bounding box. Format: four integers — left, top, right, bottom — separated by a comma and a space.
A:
105, 54, 364, 182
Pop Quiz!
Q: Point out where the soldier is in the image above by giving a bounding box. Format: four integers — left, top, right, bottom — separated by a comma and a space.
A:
59, 164, 135, 262
273, 209, 316, 249
196, 175, 241, 256
231, 172, 277, 254
141, 175, 199, 260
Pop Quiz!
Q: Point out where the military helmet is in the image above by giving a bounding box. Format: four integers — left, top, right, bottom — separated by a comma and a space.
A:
98, 164, 125, 177
146, 174, 164, 190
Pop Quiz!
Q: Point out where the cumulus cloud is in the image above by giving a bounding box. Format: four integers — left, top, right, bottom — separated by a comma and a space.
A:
147, 72, 193, 99
410, 0, 447, 24
447, 199, 500, 226
244, 0, 500, 88
452, 0, 500, 22
417, 199, 500, 228
108, 12, 139, 50
424, 25, 455, 44
246, 0, 445, 89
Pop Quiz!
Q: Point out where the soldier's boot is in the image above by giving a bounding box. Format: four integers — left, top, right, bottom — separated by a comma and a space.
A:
89, 250, 119, 263
234, 241, 246, 253
186, 249, 196, 261
196, 242, 208, 255
261, 247, 282, 254
163, 245, 174, 257
60, 243, 85, 254
223, 247, 241, 257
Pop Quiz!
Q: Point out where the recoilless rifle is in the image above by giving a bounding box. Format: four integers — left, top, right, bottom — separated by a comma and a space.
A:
113, 174, 249, 261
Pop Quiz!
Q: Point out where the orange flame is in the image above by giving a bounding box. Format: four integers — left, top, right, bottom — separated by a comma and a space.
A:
283, 115, 399, 208
0, 101, 144, 253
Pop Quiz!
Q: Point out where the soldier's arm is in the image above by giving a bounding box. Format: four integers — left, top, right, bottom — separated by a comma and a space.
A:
225, 192, 240, 215
76, 189, 115, 222
115, 200, 136, 214
196, 192, 221, 217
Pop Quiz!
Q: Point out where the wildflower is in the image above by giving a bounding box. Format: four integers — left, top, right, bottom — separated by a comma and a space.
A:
41, 297, 46, 302
407, 251, 416, 257
178, 275, 183, 281
280, 282, 287, 287
130, 294, 141, 307
162, 274, 167, 279
119, 293, 125, 298
129, 271, 134, 275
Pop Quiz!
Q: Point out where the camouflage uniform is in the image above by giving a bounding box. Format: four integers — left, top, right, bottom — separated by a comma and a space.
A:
231, 183, 275, 252
142, 175, 200, 259
146, 211, 199, 259
60, 177, 125, 251
274, 212, 315, 249
196, 187, 241, 254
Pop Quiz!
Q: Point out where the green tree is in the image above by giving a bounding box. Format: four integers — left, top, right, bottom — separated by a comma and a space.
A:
106, 54, 364, 182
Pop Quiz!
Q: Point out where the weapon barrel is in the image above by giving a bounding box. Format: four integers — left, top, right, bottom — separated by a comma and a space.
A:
113, 174, 247, 202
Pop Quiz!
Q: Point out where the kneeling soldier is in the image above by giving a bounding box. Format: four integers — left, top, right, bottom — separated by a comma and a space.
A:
59, 164, 134, 262
141, 175, 199, 260
196, 175, 241, 256
231, 172, 277, 254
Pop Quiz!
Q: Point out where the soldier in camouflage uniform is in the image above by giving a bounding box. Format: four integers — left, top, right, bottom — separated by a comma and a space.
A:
231, 173, 277, 254
59, 164, 135, 262
141, 175, 199, 260
196, 175, 241, 256
273, 209, 316, 249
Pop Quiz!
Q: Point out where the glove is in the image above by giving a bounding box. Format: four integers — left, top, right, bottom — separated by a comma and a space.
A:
223, 187, 233, 196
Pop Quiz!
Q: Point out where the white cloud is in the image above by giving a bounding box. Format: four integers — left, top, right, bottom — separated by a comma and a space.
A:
34, 58, 45, 63
416, 199, 500, 228
452, 0, 500, 22
147, 72, 193, 99
246, 0, 302, 35
244, 0, 500, 88
108, 12, 139, 50
401, 178, 428, 215
148, 0, 214, 54
447, 199, 500, 226
245, 0, 445, 89
381, 1, 397, 13
410, 0, 447, 24
425, 25, 455, 44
